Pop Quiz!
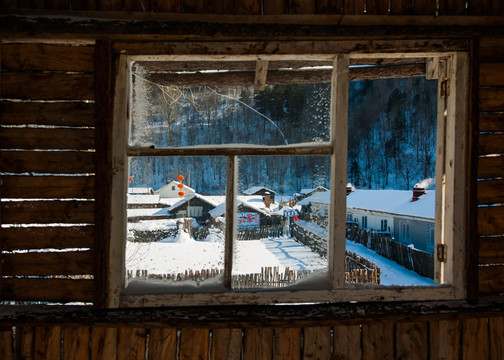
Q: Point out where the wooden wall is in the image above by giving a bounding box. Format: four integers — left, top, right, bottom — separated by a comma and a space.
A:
0, 0, 503, 16
0, 316, 503, 359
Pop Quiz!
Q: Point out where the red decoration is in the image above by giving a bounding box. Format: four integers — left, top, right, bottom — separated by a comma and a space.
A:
178, 191, 185, 197
177, 183, 184, 189
294, 216, 298, 222
177, 175, 184, 182
128, 177, 133, 182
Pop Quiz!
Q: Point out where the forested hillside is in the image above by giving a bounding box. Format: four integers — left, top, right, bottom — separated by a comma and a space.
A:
129, 65, 437, 195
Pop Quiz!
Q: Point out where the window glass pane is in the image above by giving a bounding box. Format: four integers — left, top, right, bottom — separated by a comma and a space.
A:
344, 76, 438, 286
130, 61, 331, 148
232, 155, 330, 289
124, 156, 226, 292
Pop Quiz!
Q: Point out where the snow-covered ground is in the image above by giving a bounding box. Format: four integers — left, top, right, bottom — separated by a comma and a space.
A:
126, 219, 435, 287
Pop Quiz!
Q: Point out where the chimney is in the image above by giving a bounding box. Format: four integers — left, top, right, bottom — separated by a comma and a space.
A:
263, 192, 271, 209
346, 183, 353, 195
412, 187, 426, 201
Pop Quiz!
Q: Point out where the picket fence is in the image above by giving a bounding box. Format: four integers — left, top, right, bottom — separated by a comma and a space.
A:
346, 227, 434, 278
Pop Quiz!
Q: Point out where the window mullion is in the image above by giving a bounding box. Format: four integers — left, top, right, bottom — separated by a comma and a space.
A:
224, 155, 236, 289
329, 53, 349, 290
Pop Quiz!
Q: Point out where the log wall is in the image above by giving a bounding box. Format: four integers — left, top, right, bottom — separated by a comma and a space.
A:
0, 0, 503, 16
1, 2, 504, 358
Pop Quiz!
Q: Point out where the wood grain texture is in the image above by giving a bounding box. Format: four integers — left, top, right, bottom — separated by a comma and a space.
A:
468, 0, 492, 15
365, 0, 390, 15
395, 321, 428, 360
210, 0, 234, 13
2, 278, 93, 302
91, 327, 118, 360
479, 265, 504, 294
16, 326, 34, 360
96, 0, 123, 10
210, 328, 242, 360
478, 155, 504, 179
414, 0, 437, 15
179, 328, 209, 360
182, 0, 208, 13
389, 0, 416, 15
478, 205, 504, 236
478, 179, 504, 205
0, 329, 12, 360
151, 0, 182, 12
0, 101, 95, 127
63, 327, 90, 360
148, 328, 177, 360
479, 113, 504, 133
2, 250, 94, 276
438, 0, 467, 15
463, 318, 489, 360
235, 0, 260, 14
479, 236, 504, 265
34, 326, 61, 360
0, 175, 94, 199
1, 72, 94, 101
430, 320, 460, 360
489, 316, 504, 359
243, 328, 273, 360
479, 62, 504, 86
315, 0, 343, 14
72, 0, 97, 10
480, 88, 504, 112
362, 323, 394, 360
333, 324, 361, 360
263, 0, 285, 14
303, 326, 331, 360
123, 0, 149, 11
289, 0, 315, 14
1, 43, 94, 72
1, 200, 94, 224
0, 128, 95, 150
0, 150, 96, 174
117, 328, 146, 360
273, 328, 301, 360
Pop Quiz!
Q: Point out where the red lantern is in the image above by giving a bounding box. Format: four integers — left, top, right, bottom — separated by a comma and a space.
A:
128, 176, 133, 182
294, 216, 298, 222
177, 175, 184, 182
177, 183, 184, 189
178, 191, 185, 197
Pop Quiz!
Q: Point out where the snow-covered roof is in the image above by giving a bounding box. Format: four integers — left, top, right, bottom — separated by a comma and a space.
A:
209, 195, 279, 217
127, 207, 171, 218
127, 194, 160, 204
300, 186, 328, 195
168, 193, 221, 212
242, 186, 276, 195
127, 187, 153, 194
298, 189, 435, 219
154, 181, 195, 194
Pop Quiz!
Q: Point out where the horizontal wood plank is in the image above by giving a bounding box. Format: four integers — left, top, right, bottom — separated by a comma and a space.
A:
1, 43, 94, 72
116, 39, 467, 57
2, 250, 94, 276
146, 63, 425, 86
479, 63, 504, 87
479, 265, 504, 294
479, 236, 504, 265
1, 200, 94, 224
0, 150, 95, 174
1, 226, 94, 251
0, 101, 95, 127
479, 113, 504, 132
478, 179, 504, 205
0, 175, 94, 199
480, 88, 504, 112
2, 278, 93, 302
1, 72, 94, 100
478, 205, 504, 236
478, 155, 504, 179
0, 128, 95, 150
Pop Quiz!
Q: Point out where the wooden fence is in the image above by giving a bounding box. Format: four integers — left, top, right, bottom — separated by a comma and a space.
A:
347, 227, 434, 278
237, 225, 284, 240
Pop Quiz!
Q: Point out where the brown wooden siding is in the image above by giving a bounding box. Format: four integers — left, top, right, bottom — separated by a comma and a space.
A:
477, 37, 504, 295
0, 0, 504, 15
0, 316, 502, 359
0, 43, 95, 303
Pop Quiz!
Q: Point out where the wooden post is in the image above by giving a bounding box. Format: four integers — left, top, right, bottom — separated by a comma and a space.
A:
224, 156, 236, 288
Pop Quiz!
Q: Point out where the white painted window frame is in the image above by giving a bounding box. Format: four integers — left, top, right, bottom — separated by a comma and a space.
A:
108, 49, 469, 308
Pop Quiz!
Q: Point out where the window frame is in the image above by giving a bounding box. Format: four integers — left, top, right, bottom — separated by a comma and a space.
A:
108, 47, 469, 308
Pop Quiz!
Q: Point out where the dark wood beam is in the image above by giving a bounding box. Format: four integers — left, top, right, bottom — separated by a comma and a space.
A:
142, 63, 426, 87
0, 297, 503, 327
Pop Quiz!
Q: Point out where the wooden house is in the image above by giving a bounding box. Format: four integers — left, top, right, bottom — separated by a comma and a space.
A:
154, 180, 196, 198
1, 1, 504, 359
